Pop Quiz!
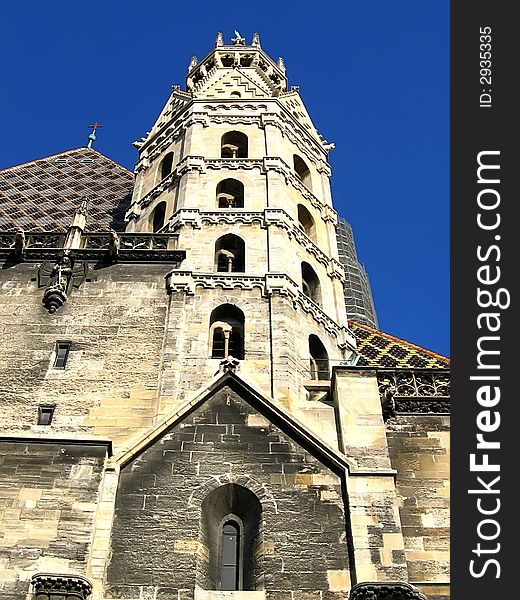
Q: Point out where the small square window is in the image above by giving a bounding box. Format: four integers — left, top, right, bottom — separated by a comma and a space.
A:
38, 406, 55, 426
53, 341, 71, 369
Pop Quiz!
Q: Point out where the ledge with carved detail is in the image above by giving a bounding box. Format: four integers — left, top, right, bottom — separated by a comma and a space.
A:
0, 232, 185, 264
164, 270, 356, 350
30, 573, 92, 600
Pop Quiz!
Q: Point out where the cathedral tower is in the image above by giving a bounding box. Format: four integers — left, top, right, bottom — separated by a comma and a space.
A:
125, 31, 356, 415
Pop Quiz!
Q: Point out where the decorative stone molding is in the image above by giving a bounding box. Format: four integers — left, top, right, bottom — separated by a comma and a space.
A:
176, 155, 206, 176
205, 157, 263, 171
349, 581, 428, 600
200, 211, 265, 227
165, 270, 196, 295
30, 573, 92, 600
377, 370, 450, 414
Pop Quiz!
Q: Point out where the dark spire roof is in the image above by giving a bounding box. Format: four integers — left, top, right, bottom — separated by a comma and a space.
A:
0, 147, 134, 232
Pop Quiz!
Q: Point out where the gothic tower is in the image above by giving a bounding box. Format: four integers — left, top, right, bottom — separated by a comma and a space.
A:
0, 32, 450, 600
125, 31, 356, 415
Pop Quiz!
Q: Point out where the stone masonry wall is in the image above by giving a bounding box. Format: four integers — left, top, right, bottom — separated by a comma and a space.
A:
386, 415, 450, 600
0, 262, 171, 450
0, 441, 106, 600
106, 386, 350, 600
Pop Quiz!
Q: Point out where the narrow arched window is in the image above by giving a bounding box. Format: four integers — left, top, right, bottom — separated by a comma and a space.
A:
293, 154, 312, 191
159, 152, 174, 181
209, 304, 245, 359
309, 335, 330, 380
221, 520, 240, 591
215, 234, 245, 272
216, 179, 244, 208
297, 204, 316, 242
301, 262, 322, 306
221, 131, 248, 158
151, 201, 167, 232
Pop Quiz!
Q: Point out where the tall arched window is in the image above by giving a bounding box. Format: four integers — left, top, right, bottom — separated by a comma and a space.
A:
297, 204, 316, 242
293, 154, 312, 190
221, 520, 240, 590
221, 131, 248, 158
215, 234, 245, 272
309, 335, 330, 380
159, 152, 174, 181
216, 179, 244, 208
150, 201, 167, 232
209, 304, 245, 359
199, 484, 262, 591
301, 262, 322, 306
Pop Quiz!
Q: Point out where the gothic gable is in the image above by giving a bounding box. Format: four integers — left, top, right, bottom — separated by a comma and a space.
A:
106, 382, 350, 597
195, 69, 273, 99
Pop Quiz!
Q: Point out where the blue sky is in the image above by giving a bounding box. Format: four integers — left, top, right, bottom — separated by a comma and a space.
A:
1, 1, 449, 356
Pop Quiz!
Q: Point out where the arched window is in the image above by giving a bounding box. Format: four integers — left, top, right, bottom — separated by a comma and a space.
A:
221, 520, 240, 590
297, 204, 316, 242
150, 201, 167, 232
293, 154, 312, 190
215, 234, 245, 272
159, 152, 174, 181
216, 179, 244, 208
309, 335, 330, 380
199, 484, 262, 591
301, 262, 322, 306
221, 131, 248, 158
209, 304, 245, 359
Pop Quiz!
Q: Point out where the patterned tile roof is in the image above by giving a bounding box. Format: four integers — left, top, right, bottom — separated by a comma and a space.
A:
0, 147, 134, 232
349, 320, 450, 369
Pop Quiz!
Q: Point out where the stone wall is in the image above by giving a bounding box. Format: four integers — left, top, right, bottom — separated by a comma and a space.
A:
106, 386, 350, 600
0, 441, 106, 600
386, 415, 450, 600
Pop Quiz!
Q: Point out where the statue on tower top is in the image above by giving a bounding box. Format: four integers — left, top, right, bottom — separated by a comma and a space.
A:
231, 30, 246, 45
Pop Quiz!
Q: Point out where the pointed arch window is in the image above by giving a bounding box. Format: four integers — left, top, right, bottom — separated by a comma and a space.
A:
150, 201, 167, 233
216, 179, 244, 208
221, 131, 248, 158
199, 484, 262, 591
293, 154, 312, 191
220, 520, 241, 591
215, 234, 245, 272
309, 335, 330, 380
301, 261, 322, 306
159, 152, 174, 181
209, 304, 245, 359
297, 204, 317, 242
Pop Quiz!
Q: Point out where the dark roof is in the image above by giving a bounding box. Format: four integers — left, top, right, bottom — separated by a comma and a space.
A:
0, 147, 134, 232
349, 320, 450, 369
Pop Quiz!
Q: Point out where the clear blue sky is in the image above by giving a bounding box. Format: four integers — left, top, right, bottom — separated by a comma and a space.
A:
1, 1, 449, 356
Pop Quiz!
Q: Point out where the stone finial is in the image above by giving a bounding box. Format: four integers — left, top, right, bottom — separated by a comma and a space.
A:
14, 228, 26, 259
251, 32, 261, 47
277, 56, 286, 72
219, 356, 240, 373
215, 32, 224, 47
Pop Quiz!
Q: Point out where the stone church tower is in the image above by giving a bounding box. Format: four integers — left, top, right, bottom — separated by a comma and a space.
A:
0, 33, 450, 600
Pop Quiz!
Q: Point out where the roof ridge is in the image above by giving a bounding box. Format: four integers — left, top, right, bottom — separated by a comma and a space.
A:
0, 147, 134, 177
349, 319, 450, 363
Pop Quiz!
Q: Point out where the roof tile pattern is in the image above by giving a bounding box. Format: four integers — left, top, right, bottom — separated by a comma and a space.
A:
350, 320, 449, 369
0, 148, 134, 232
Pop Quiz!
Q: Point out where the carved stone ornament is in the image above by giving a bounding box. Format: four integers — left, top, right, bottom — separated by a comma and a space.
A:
30, 573, 93, 600
39, 253, 88, 314
219, 355, 240, 373
349, 581, 428, 600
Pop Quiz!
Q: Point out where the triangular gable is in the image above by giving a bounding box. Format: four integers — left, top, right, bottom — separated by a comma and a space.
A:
279, 91, 319, 136
110, 370, 356, 475
195, 69, 272, 99
349, 320, 450, 369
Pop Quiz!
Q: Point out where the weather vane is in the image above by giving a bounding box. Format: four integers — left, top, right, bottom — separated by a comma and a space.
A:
87, 122, 103, 149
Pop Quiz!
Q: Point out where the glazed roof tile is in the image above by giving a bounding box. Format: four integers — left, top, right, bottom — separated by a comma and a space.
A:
0, 147, 134, 232
349, 320, 449, 369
